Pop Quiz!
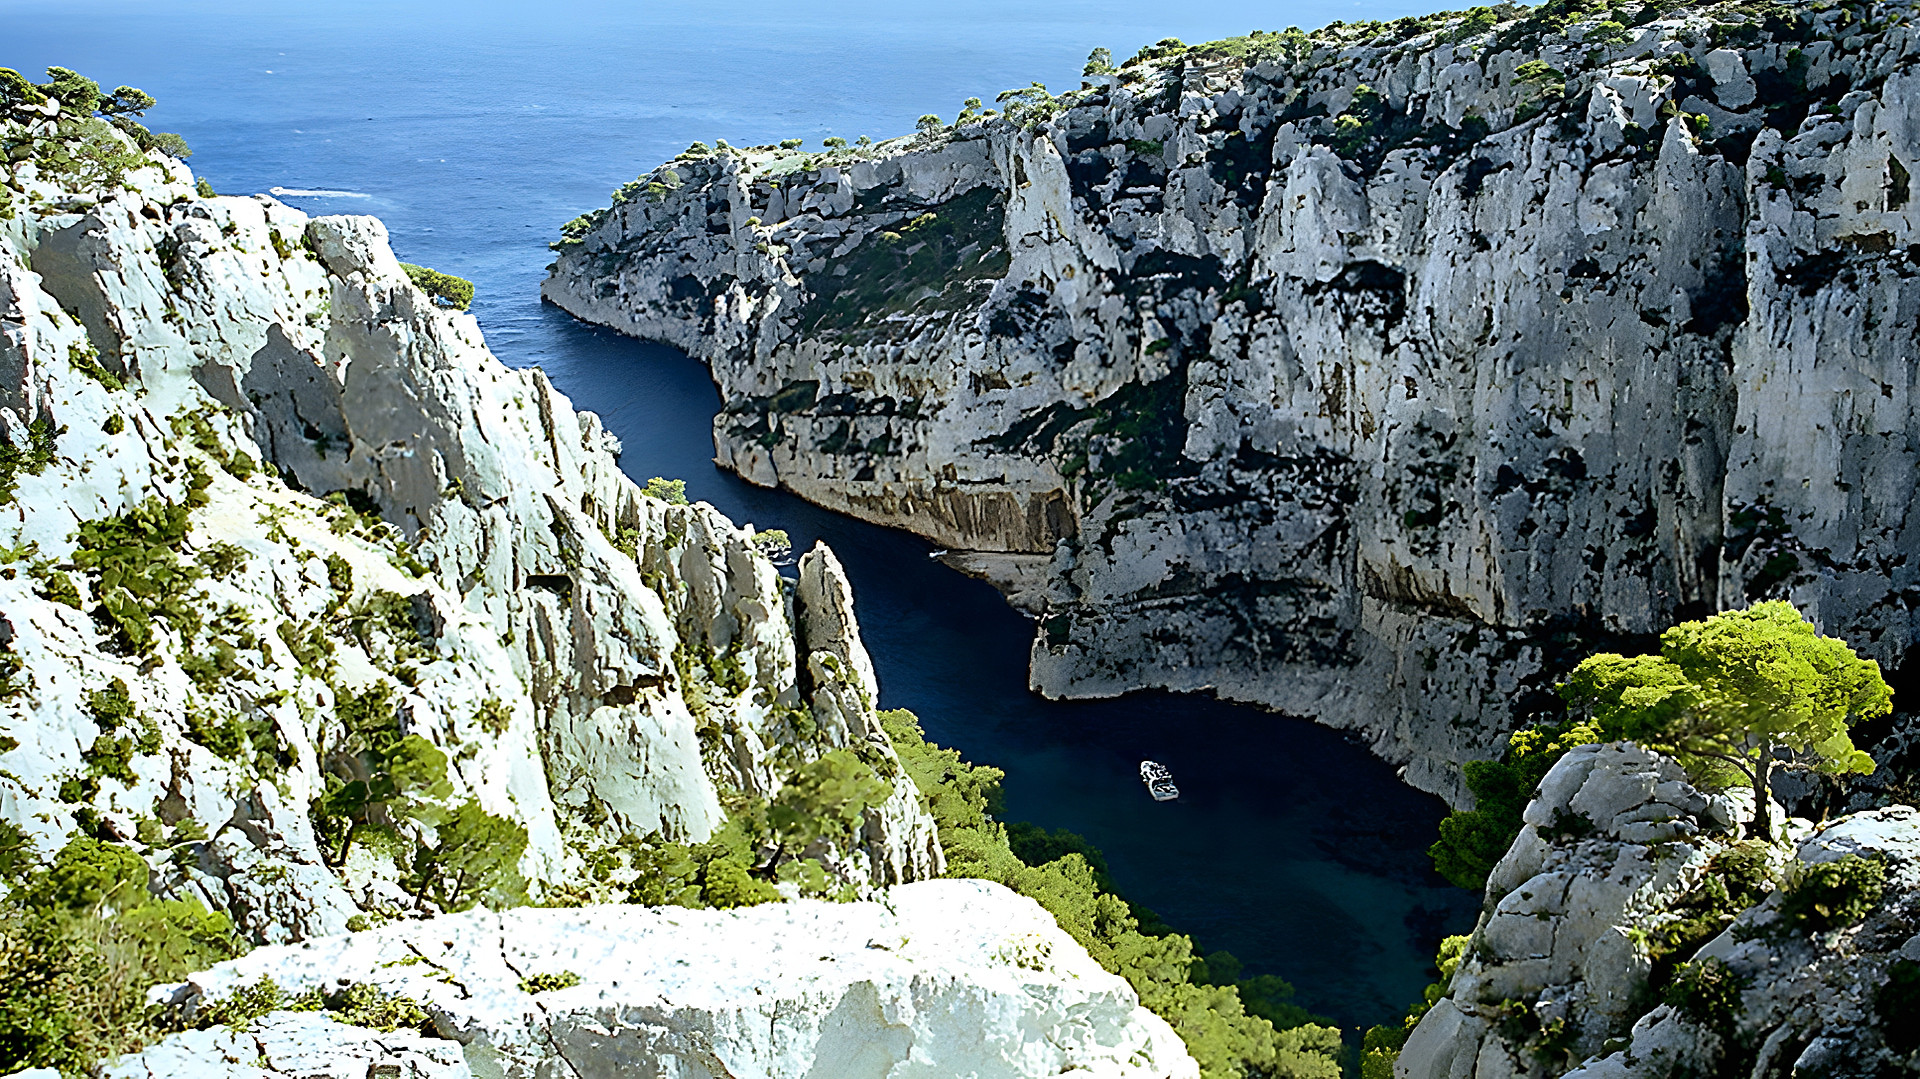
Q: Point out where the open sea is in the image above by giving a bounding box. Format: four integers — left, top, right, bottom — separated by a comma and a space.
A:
4, 0, 1478, 1032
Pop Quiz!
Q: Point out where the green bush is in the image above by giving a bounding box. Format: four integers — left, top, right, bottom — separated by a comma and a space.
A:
1663, 956, 1745, 1031
310, 683, 453, 865
750, 528, 791, 560
518, 971, 581, 994
1776, 854, 1884, 934
643, 477, 688, 505
699, 853, 782, 908
0, 417, 56, 506
768, 749, 891, 864
618, 829, 781, 909
0, 837, 242, 1076
473, 697, 510, 736
1639, 841, 1778, 993
398, 263, 474, 310
879, 708, 1341, 1079
194, 976, 305, 1029
195, 978, 425, 1033
402, 799, 528, 912
328, 982, 430, 1032
0, 68, 47, 108
70, 497, 203, 657
1429, 721, 1603, 889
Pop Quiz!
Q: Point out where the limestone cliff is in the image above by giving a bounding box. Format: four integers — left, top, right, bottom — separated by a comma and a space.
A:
544, 0, 1920, 804
111, 879, 1199, 1079
1393, 742, 1920, 1078
0, 90, 940, 943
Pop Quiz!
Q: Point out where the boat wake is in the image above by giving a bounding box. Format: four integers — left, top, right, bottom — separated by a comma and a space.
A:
269, 186, 372, 198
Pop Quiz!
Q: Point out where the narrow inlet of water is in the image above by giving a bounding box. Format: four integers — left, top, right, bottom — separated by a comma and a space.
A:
7, 0, 1481, 1031
522, 313, 1479, 1031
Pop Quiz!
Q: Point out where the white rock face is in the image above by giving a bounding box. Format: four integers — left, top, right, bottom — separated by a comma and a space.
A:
1397, 743, 1920, 1078
0, 100, 939, 938
545, 5, 1920, 804
114, 879, 1197, 1079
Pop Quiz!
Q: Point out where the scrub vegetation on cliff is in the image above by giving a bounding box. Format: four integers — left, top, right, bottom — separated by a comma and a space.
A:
1430, 601, 1889, 889
1, 66, 188, 199
879, 708, 1343, 1079
1367, 601, 1898, 1078
1, 65, 955, 1076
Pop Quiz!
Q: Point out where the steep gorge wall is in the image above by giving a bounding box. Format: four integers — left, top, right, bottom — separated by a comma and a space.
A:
0, 103, 939, 942
545, 0, 1920, 803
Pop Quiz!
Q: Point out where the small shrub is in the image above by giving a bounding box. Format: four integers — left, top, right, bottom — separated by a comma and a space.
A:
0, 417, 58, 505
195, 542, 249, 579
473, 697, 510, 736
1663, 956, 1745, 1030
311, 682, 453, 865
194, 177, 215, 198
70, 497, 203, 656
30, 561, 82, 609
518, 971, 581, 994
750, 528, 791, 561
402, 800, 528, 912
699, 853, 781, 909
325, 553, 353, 597
1776, 854, 1884, 933
643, 477, 688, 505
768, 749, 892, 863
623, 833, 703, 907
398, 263, 474, 310
194, 976, 289, 1029
0, 836, 242, 1073
67, 343, 122, 391
328, 983, 429, 1032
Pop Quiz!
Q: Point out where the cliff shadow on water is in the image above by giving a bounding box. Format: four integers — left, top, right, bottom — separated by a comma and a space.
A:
519, 305, 1480, 1029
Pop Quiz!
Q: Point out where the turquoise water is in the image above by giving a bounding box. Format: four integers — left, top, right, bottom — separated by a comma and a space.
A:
4, 0, 1477, 1031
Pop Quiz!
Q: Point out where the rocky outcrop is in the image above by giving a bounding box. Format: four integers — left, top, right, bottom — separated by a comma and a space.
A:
1396, 742, 1920, 1078
111, 878, 1199, 1079
0, 97, 938, 938
544, 0, 1920, 804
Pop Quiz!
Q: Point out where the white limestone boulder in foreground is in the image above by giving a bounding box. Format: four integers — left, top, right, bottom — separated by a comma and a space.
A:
116, 879, 1198, 1079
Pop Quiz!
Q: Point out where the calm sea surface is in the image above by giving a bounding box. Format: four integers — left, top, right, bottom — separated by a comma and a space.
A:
4, 0, 1478, 1030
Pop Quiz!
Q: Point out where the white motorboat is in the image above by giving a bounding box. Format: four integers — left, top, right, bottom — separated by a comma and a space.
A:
1139, 760, 1178, 802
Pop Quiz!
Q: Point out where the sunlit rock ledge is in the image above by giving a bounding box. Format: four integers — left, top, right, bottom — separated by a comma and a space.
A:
111, 878, 1199, 1079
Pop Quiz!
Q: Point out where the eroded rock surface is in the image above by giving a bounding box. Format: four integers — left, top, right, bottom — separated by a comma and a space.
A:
114, 879, 1199, 1079
1397, 742, 1920, 1078
0, 104, 938, 938
545, 1, 1920, 803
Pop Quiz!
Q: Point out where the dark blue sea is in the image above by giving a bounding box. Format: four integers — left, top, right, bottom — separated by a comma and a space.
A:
4, 0, 1477, 1032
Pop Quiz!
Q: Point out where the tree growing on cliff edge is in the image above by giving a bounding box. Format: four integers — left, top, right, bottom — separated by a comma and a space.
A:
1560, 600, 1887, 842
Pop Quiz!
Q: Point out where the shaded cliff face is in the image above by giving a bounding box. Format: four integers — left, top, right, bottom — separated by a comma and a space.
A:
0, 97, 939, 943
544, 0, 1920, 803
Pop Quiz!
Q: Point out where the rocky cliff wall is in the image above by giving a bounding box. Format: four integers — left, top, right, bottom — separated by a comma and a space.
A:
1394, 742, 1920, 1078
0, 95, 939, 943
544, 0, 1920, 804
